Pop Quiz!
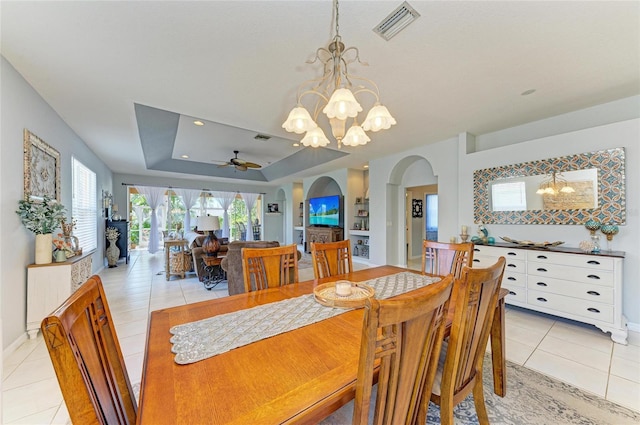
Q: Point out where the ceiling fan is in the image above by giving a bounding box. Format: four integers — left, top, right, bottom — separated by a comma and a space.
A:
215, 150, 262, 171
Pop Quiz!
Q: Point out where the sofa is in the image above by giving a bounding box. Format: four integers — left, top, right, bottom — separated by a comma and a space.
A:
185, 232, 229, 281
221, 241, 302, 295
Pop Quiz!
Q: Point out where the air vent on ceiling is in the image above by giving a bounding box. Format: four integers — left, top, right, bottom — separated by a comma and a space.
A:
254, 134, 271, 141
373, 1, 420, 41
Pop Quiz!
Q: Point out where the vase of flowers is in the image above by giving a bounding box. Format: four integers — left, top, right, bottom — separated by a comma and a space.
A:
106, 226, 121, 268
16, 195, 67, 264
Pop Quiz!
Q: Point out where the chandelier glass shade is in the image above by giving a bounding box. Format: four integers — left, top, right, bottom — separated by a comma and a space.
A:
536, 172, 576, 195
282, 0, 396, 149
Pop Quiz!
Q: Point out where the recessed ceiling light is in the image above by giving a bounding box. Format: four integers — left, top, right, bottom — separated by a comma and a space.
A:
193, 120, 204, 126
364, 165, 369, 169
521, 89, 536, 96
181, 154, 189, 159
293, 143, 300, 147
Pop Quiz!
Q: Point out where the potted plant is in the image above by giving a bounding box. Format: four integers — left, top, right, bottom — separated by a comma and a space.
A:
16, 194, 67, 264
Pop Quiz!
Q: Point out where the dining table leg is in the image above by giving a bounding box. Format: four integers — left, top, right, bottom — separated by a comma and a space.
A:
490, 296, 506, 397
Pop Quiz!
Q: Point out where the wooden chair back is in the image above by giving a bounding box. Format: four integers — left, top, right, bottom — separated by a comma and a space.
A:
421, 240, 474, 280
430, 257, 506, 425
41, 275, 137, 425
242, 244, 299, 292
353, 275, 454, 425
310, 240, 353, 279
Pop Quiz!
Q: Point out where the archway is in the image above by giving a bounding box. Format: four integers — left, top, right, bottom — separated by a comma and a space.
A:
387, 155, 436, 266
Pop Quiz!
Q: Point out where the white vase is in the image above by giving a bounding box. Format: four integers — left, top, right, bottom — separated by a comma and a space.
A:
35, 233, 53, 265
106, 237, 120, 268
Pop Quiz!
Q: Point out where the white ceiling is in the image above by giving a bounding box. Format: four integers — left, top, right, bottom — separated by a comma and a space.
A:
2, 1, 639, 186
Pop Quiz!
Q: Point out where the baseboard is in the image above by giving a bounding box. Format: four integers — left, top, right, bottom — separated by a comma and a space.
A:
628, 321, 639, 333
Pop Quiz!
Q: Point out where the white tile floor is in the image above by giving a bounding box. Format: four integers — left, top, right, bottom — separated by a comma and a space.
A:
2, 252, 639, 424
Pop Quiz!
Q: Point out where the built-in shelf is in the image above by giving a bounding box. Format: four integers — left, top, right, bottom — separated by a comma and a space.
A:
350, 230, 370, 236
294, 226, 305, 231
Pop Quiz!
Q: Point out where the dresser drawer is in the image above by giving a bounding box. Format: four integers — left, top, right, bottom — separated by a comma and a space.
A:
527, 251, 614, 270
473, 245, 525, 260
527, 276, 614, 304
527, 262, 613, 286
527, 289, 614, 323
473, 256, 525, 273
503, 271, 526, 288
503, 284, 526, 303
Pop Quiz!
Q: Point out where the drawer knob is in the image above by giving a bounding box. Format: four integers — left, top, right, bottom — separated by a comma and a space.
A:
473, 259, 480, 263
537, 255, 548, 259
587, 274, 601, 280
536, 282, 548, 287
507, 276, 516, 281
587, 260, 601, 265
537, 297, 547, 302
508, 263, 516, 268
537, 268, 548, 272
507, 252, 517, 256
587, 291, 600, 296
509, 291, 517, 296
473, 248, 480, 252
587, 308, 600, 313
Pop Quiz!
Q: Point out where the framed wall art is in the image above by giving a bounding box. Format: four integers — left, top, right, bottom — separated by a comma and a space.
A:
23, 129, 60, 202
267, 203, 279, 213
412, 199, 423, 218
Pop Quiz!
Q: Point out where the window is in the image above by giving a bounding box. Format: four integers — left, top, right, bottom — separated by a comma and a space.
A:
72, 158, 97, 251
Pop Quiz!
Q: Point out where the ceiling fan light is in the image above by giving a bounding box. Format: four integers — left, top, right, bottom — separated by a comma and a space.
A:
362, 104, 396, 132
323, 88, 362, 120
560, 186, 575, 193
282, 106, 317, 134
300, 127, 330, 148
342, 124, 371, 147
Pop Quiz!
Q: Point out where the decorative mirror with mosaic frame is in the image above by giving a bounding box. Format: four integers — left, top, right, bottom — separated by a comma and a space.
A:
473, 148, 625, 225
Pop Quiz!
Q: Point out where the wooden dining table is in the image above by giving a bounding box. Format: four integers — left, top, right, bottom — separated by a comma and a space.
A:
136, 266, 506, 424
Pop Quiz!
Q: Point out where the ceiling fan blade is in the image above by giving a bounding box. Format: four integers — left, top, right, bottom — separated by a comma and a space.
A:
244, 162, 262, 169
217, 163, 230, 168
235, 165, 248, 171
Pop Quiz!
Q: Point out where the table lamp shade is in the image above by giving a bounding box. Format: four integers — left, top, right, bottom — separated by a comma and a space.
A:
198, 216, 220, 232
199, 216, 221, 256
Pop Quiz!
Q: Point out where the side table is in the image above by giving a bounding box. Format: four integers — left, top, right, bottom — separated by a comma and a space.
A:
201, 256, 225, 290
164, 239, 188, 281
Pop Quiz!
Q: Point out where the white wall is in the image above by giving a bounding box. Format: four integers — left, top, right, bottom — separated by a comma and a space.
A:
1, 57, 113, 350
365, 96, 639, 326
459, 118, 640, 325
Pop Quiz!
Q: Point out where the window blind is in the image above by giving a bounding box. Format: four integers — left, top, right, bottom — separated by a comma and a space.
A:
72, 157, 97, 251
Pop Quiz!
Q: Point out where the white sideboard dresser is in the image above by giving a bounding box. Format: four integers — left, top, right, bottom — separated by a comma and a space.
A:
472, 243, 627, 344
26, 251, 94, 339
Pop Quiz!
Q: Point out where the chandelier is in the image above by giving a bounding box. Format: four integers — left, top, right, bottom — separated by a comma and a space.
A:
536, 172, 576, 195
282, 0, 396, 149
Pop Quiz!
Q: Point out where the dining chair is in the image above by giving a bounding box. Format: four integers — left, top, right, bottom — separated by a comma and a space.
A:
310, 239, 353, 279
427, 257, 506, 425
323, 274, 454, 425
41, 275, 137, 425
421, 240, 474, 280
242, 243, 299, 292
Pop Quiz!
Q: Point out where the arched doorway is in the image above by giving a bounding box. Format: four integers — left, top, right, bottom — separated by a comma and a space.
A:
387, 156, 436, 267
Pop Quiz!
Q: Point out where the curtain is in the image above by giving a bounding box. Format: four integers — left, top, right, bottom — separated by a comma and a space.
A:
213, 191, 236, 239
175, 188, 201, 232
241, 192, 260, 241
136, 186, 166, 254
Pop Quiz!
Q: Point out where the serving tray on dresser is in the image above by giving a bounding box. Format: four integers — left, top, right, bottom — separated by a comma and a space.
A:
472, 242, 627, 345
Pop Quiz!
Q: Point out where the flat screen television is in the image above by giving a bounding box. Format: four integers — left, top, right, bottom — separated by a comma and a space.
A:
308, 195, 341, 227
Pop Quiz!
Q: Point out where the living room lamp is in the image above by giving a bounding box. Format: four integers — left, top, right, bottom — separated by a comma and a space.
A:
281, 0, 396, 149
535, 172, 576, 196
198, 215, 221, 257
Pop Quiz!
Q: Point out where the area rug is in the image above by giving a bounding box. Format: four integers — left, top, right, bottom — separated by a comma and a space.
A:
321, 357, 640, 425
